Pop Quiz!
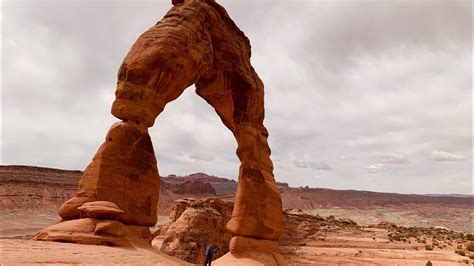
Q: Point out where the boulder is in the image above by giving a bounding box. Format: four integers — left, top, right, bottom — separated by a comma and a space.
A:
32, 218, 151, 247
157, 198, 233, 264
78, 201, 124, 220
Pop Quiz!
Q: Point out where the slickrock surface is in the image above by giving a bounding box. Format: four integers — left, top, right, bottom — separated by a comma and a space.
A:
33, 201, 152, 247
77, 201, 124, 219
214, 236, 286, 266
0, 239, 191, 265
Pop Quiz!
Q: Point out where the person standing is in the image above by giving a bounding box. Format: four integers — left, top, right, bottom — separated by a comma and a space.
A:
204, 244, 214, 266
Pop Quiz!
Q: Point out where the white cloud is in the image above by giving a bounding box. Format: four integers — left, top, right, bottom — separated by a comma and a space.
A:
380, 153, 410, 164
365, 164, 384, 173
430, 150, 466, 161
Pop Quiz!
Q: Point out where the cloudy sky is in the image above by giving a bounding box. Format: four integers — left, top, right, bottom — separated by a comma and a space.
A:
2, 0, 472, 194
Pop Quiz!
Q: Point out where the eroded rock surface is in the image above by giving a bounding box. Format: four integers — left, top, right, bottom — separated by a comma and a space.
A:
154, 198, 329, 264
58, 122, 160, 226
39, 0, 284, 261
156, 198, 233, 264
33, 201, 150, 247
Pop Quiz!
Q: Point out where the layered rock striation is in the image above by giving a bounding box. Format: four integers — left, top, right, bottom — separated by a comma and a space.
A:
36, 0, 284, 263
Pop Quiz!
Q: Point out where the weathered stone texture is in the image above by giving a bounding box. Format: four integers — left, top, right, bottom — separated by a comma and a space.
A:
157, 198, 233, 264
59, 122, 159, 226
41, 1, 284, 261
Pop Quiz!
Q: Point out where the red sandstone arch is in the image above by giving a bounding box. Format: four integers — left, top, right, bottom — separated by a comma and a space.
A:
57, 0, 284, 258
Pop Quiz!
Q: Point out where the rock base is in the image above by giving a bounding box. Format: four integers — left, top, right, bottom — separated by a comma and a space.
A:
213, 236, 287, 266
32, 218, 150, 247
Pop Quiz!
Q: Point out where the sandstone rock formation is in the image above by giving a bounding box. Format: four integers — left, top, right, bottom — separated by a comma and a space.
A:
32, 201, 150, 247
161, 179, 216, 195
153, 198, 332, 265
36, 0, 284, 261
0, 165, 81, 210
155, 198, 233, 264
163, 173, 237, 195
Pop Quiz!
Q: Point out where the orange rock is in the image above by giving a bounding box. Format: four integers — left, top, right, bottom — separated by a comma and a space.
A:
78, 201, 124, 220
58, 122, 159, 226
213, 236, 287, 266
154, 199, 324, 264
53, 0, 284, 253
158, 198, 234, 264
32, 218, 133, 247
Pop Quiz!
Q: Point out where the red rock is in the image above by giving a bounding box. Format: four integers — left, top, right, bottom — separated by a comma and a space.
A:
157, 198, 234, 264
214, 236, 287, 266
155, 198, 326, 264
31, 218, 134, 247
58, 122, 160, 226
78, 201, 124, 220
44, 0, 284, 260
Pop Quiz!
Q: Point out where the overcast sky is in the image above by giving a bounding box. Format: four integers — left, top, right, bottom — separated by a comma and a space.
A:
2, 0, 472, 194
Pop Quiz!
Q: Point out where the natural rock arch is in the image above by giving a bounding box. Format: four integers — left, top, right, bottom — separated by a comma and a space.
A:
41, 0, 285, 264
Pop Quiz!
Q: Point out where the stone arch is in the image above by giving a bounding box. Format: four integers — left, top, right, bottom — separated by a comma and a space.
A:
57, 0, 284, 251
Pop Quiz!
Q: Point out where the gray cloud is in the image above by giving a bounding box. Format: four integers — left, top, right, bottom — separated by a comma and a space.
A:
308, 161, 332, 171
188, 152, 215, 162
431, 150, 466, 162
380, 153, 410, 164
2, 0, 472, 194
293, 161, 308, 168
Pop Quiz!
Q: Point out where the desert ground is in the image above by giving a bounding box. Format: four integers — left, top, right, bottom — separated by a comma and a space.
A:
1, 165, 473, 265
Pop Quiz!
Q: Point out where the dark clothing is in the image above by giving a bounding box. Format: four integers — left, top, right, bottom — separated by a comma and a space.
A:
204, 256, 212, 266
204, 245, 214, 266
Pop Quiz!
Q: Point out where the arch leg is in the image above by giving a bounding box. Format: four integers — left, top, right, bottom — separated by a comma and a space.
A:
196, 71, 284, 240
59, 5, 213, 226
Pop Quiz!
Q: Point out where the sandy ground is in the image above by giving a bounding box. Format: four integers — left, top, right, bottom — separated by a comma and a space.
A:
283, 246, 471, 265
1, 238, 471, 265
310, 206, 473, 233
282, 226, 472, 265
1, 210, 471, 265
0, 239, 192, 265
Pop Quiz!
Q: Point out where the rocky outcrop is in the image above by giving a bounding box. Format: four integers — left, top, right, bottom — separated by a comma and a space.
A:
58, 122, 160, 226
42, 0, 284, 258
0, 165, 218, 215
161, 180, 216, 195
0, 165, 80, 210
156, 198, 233, 264
154, 198, 341, 264
163, 173, 237, 195
32, 201, 150, 247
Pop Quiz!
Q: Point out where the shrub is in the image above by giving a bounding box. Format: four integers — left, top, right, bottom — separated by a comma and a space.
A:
466, 242, 474, 252
425, 245, 433, 251
469, 254, 474, 259
455, 250, 466, 256
466, 234, 474, 241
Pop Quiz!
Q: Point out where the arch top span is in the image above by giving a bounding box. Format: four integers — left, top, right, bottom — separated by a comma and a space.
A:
40, 1, 285, 264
